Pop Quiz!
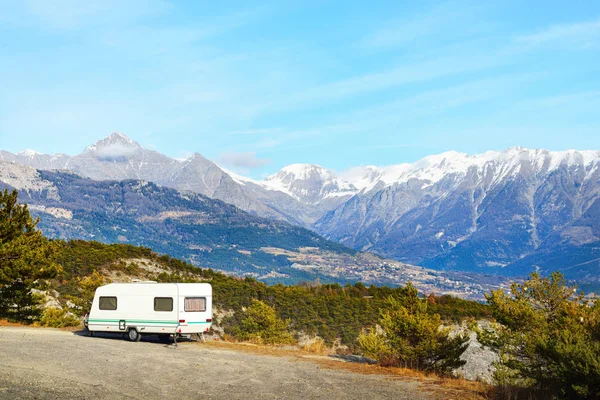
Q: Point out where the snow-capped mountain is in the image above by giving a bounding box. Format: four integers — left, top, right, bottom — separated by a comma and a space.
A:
0, 133, 339, 226
315, 147, 600, 278
0, 149, 70, 171
265, 164, 357, 204
2, 133, 599, 280
340, 148, 600, 192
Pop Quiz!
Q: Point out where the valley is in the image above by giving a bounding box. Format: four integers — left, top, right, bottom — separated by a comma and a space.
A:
2, 132, 599, 290
0, 161, 508, 299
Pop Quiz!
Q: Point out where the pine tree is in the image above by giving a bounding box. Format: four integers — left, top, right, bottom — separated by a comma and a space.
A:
234, 299, 295, 345
358, 282, 469, 374
481, 272, 600, 399
0, 190, 62, 322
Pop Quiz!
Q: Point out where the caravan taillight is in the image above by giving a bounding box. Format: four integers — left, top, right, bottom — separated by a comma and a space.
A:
206, 318, 212, 322
179, 319, 185, 323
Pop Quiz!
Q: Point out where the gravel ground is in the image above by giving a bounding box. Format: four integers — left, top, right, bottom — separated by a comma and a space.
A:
0, 326, 442, 400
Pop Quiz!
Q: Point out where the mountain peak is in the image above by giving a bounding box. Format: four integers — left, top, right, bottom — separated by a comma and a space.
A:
265, 163, 356, 204
17, 149, 43, 157
84, 132, 141, 154
106, 132, 135, 143
189, 152, 208, 159
269, 164, 332, 181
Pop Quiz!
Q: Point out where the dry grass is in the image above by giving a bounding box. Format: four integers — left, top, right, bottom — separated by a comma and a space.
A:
426, 377, 493, 399
0, 319, 30, 327
0, 319, 82, 332
300, 337, 328, 354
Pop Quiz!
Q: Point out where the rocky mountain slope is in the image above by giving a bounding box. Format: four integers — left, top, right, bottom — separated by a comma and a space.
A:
0, 161, 507, 297
0, 161, 348, 281
316, 148, 600, 281
3, 133, 599, 281
0, 133, 327, 227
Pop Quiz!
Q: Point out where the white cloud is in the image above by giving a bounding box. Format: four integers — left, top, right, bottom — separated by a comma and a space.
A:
299, 71, 539, 141
228, 128, 282, 136
516, 18, 600, 49
20, 0, 171, 31
252, 45, 519, 117
358, 3, 476, 49
96, 143, 138, 159
218, 151, 271, 169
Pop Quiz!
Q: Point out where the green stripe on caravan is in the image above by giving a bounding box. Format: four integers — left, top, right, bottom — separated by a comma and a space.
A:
88, 319, 178, 324
88, 319, 211, 324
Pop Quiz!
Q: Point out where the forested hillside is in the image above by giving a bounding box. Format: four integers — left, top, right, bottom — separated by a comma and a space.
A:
52, 239, 490, 346
0, 167, 353, 283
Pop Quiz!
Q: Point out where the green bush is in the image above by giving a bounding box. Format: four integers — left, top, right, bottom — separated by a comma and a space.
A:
38, 307, 80, 328
233, 299, 295, 345
481, 272, 600, 399
358, 282, 469, 374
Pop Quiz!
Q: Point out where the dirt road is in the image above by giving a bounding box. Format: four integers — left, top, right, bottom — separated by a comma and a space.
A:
0, 326, 446, 399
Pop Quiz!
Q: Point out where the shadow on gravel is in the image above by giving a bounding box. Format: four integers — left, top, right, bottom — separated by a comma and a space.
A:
72, 329, 187, 346
329, 354, 377, 364
73, 329, 204, 347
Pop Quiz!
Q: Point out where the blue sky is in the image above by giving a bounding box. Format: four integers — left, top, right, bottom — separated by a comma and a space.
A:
0, 0, 599, 178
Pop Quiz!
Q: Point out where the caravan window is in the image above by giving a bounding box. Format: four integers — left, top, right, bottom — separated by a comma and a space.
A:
184, 297, 206, 312
154, 297, 173, 312
99, 296, 117, 310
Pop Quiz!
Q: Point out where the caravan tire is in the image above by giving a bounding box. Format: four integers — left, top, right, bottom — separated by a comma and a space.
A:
127, 328, 141, 342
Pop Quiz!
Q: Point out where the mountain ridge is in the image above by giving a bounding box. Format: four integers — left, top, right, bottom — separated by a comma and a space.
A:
0, 161, 509, 298
3, 133, 598, 201
2, 133, 599, 282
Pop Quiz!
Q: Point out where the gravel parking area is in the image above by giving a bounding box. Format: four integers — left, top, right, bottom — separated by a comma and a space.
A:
0, 326, 442, 399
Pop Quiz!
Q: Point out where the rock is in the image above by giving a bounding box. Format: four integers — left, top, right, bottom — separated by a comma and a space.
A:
452, 321, 498, 383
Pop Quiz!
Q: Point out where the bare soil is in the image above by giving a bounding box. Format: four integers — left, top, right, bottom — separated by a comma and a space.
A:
0, 326, 472, 399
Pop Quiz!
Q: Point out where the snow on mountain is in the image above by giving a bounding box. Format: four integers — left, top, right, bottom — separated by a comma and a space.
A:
3, 133, 600, 279
84, 132, 140, 153
17, 149, 43, 157
340, 148, 600, 192
315, 147, 600, 278
264, 164, 357, 204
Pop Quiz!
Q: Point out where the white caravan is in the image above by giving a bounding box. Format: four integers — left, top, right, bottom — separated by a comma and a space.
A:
85, 282, 212, 342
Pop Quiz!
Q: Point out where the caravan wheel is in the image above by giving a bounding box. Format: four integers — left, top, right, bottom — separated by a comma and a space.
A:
127, 328, 141, 342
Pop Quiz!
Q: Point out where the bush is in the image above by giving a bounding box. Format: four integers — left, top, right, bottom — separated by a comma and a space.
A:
481, 272, 600, 399
358, 282, 469, 374
38, 307, 80, 328
300, 336, 328, 354
233, 300, 295, 345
